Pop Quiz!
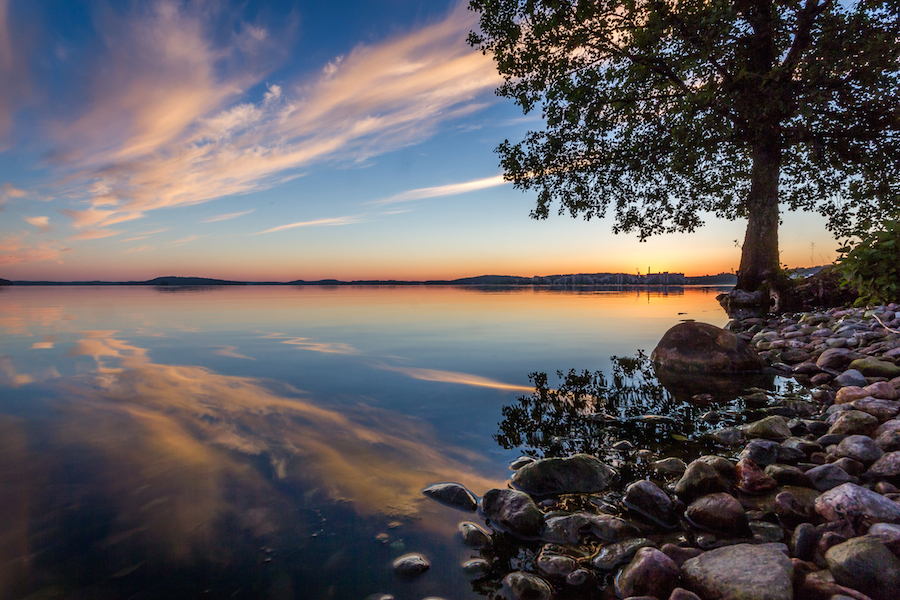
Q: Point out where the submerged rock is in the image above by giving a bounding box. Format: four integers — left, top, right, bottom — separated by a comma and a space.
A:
675, 460, 728, 502
685, 492, 750, 537
591, 537, 654, 571
422, 482, 478, 511
623, 479, 678, 528
510, 453, 615, 496
392, 553, 430, 577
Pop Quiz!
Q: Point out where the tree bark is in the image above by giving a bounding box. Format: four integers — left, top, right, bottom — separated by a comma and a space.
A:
736, 140, 782, 292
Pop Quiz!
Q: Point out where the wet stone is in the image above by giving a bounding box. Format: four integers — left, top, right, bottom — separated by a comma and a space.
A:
866, 380, 900, 400
835, 386, 870, 404
817, 348, 857, 370
774, 490, 816, 529
750, 520, 784, 543
685, 492, 750, 537
392, 553, 430, 578
738, 439, 781, 466
564, 569, 592, 587
422, 482, 478, 511
511, 453, 615, 496
462, 558, 491, 578
481, 489, 544, 539
459, 522, 491, 548
660, 543, 704, 567
877, 429, 900, 452
744, 415, 791, 441
711, 427, 745, 445
669, 588, 702, 600
849, 357, 900, 379
675, 460, 728, 502
765, 464, 815, 488
498, 572, 553, 600
735, 457, 777, 494
591, 538, 654, 571
791, 522, 818, 562
623, 479, 678, 528
782, 437, 823, 456
614, 547, 680, 600
509, 456, 535, 470
696, 455, 736, 480
536, 550, 577, 577
651, 457, 687, 477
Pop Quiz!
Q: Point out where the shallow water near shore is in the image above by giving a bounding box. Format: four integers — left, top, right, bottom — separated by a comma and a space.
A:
0, 284, 746, 600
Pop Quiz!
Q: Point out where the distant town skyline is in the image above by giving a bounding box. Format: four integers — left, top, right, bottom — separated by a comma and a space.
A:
0, 0, 841, 282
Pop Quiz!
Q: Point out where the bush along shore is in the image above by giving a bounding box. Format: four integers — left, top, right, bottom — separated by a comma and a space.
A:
391, 303, 900, 600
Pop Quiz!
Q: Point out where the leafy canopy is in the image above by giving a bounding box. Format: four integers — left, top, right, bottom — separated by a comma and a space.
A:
468, 0, 900, 239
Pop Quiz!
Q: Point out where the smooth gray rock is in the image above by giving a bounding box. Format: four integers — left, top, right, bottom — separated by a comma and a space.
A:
510, 453, 615, 496
828, 410, 878, 436
614, 547, 680, 600
461, 558, 491, 578
481, 489, 544, 539
835, 435, 884, 464
422, 482, 478, 511
681, 543, 793, 600
651, 321, 765, 373
850, 397, 900, 421
498, 572, 553, 600
834, 369, 868, 388
542, 512, 637, 545
652, 457, 687, 477
805, 463, 853, 492
536, 550, 577, 577
825, 536, 900, 600
738, 439, 781, 466
815, 482, 900, 525
849, 357, 900, 379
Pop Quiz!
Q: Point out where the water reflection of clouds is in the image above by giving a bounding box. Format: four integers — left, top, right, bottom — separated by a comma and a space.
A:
375, 363, 533, 393
212, 345, 256, 360
56, 329, 502, 522
259, 331, 359, 355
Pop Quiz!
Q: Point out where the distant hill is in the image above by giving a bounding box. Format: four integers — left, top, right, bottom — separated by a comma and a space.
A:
0, 278, 11, 286
144, 276, 247, 286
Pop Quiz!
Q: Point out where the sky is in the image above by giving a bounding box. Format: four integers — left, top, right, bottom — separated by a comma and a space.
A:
0, 0, 842, 282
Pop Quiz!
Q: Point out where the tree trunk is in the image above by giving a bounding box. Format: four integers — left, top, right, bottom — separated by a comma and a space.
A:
736, 140, 782, 292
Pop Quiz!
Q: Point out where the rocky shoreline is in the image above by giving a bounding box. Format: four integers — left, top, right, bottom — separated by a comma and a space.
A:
387, 303, 900, 600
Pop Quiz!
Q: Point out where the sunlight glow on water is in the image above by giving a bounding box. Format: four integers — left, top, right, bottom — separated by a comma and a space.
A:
0, 285, 730, 599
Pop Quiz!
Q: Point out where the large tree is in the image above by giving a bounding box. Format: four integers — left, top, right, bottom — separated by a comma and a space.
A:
468, 0, 900, 299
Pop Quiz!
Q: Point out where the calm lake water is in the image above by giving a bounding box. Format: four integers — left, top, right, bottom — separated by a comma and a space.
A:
0, 285, 734, 600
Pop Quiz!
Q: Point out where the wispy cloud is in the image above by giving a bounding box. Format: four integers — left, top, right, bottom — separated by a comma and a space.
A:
369, 174, 507, 206
41, 1, 500, 236
201, 210, 254, 223
24, 216, 51, 233
125, 245, 153, 253
256, 215, 362, 235
163, 234, 200, 248
0, 233, 70, 266
68, 228, 124, 241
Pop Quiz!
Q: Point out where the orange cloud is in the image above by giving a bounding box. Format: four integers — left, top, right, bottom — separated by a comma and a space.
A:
23, 216, 50, 233
369, 174, 508, 206
376, 363, 533, 393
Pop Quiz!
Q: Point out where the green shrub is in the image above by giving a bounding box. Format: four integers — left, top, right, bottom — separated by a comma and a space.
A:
836, 220, 900, 306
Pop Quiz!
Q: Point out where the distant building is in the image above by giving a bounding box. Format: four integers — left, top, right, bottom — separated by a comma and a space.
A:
645, 272, 685, 285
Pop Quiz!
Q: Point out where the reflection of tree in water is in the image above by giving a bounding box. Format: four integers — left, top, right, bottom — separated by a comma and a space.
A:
494, 352, 779, 486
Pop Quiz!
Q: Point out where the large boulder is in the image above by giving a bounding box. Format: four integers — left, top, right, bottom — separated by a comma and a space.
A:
651, 321, 765, 374
481, 489, 544, 539
510, 453, 615, 496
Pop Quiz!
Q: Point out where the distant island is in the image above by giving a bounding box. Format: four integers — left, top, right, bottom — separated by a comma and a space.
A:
0, 272, 746, 287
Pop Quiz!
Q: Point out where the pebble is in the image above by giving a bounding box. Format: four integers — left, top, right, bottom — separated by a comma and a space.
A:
497, 572, 553, 600
422, 482, 478, 511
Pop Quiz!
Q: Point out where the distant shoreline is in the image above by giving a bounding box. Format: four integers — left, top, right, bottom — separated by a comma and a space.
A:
0, 273, 740, 287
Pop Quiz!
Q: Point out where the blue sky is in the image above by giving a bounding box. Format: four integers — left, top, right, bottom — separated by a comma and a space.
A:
0, 0, 840, 281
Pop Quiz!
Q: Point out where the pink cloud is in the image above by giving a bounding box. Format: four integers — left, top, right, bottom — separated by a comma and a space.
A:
46, 2, 500, 233
0, 233, 70, 265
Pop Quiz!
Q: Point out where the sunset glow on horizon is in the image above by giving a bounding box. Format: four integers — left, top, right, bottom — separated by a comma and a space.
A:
0, 0, 841, 282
